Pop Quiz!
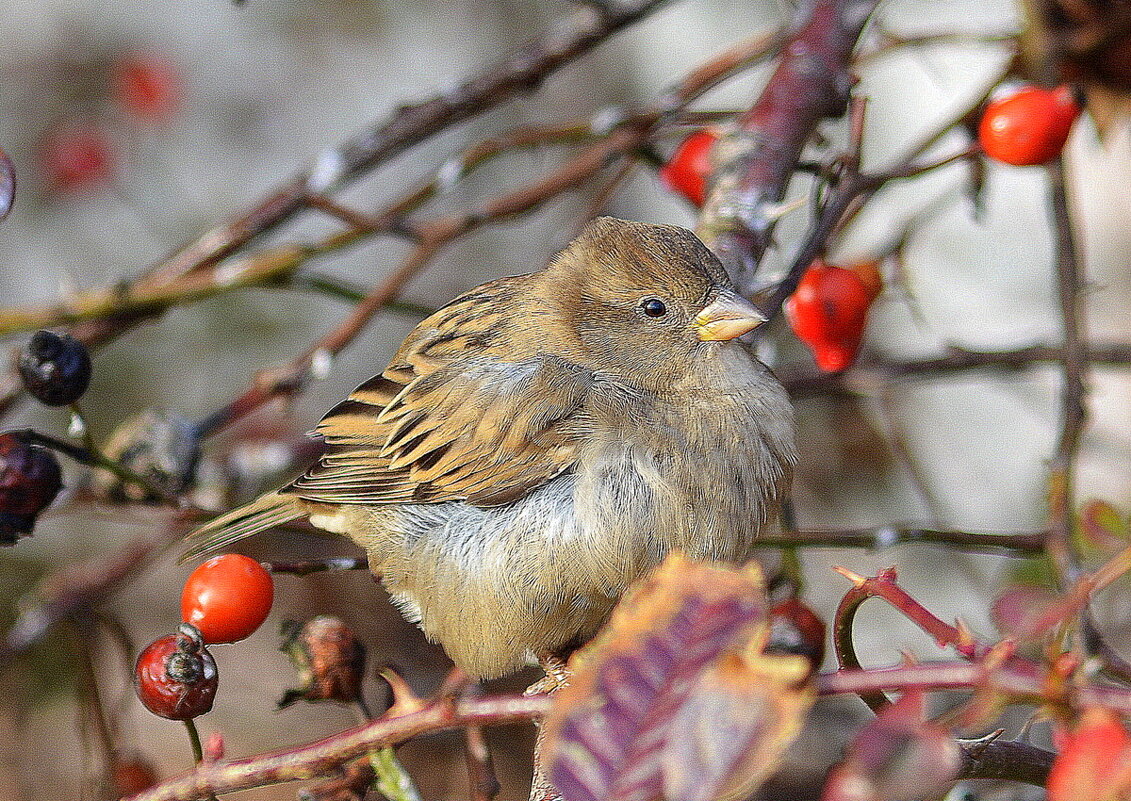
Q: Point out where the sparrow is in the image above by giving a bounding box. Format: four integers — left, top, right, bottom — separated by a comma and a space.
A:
184, 217, 796, 679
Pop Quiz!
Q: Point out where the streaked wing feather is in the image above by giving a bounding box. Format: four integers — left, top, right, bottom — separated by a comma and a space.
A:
284, 284, 594, 508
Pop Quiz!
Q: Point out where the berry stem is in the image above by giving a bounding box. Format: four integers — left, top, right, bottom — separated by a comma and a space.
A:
184, 719, 204, 764
68, 402, 98, 455
15, 428, 179, 505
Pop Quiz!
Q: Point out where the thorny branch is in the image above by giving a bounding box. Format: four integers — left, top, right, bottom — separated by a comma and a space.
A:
697, 0, 881, 290
1045, 155, 1088, 587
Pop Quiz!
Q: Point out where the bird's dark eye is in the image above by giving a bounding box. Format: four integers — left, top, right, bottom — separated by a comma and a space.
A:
641, 298, 667, 318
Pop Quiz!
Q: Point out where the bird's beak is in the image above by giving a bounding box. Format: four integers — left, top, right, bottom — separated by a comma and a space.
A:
692, 290, 767, 341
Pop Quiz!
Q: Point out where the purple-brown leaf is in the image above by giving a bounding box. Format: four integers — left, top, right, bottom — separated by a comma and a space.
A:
544, 554, 812, 801
821, 688, 960, 801
662, 650, 813, 801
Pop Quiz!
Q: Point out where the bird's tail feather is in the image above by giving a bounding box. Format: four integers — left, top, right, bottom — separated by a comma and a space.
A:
180, 492, 304, 562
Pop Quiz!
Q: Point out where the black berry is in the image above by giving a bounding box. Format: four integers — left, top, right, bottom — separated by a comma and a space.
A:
18, 330, 92, 406
0, 432, 62, 544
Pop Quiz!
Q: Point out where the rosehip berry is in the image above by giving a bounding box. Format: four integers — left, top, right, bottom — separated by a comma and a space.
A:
134, 626, 218, 720
111, 52, 183, 122
110, 754, 158, 795
40, 123, 113, 193
767, 597, 826, 673
18, 330, 92, 406
278, 616, 367, 708
181, 554, 274, 644
785, 259, 882, 373
978, 85, 1081, 166
659, 128, 719, 206
0, 431, 62, 545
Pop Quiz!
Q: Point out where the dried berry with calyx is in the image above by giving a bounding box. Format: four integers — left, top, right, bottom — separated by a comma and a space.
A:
278, 615, 367, 708
18, 330, 92, 406
0, 431, 63, 545
95, 409, 201, 503
134, 624, 218, 720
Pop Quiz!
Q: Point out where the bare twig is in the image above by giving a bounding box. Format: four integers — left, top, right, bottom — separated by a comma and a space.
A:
753, 526, 1047, 553
1045, 155, 1088, 586
781, 341, 1131, 398
124, 693, 548, 801
0, 523, 186, 668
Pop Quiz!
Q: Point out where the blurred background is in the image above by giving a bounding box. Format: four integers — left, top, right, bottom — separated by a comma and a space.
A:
1, 0, 1129, 799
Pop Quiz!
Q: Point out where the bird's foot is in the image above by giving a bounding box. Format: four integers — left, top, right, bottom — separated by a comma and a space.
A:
525, 650, 572, 695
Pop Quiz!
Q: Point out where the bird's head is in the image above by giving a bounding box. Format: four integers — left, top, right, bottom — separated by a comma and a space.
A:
539, 218, 766, 388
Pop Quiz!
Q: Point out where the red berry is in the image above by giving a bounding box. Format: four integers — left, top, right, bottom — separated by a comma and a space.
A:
134, 627, 218, 720
659, 128, 719, 206
0, 431, 63, 545
978, 85, 1081, 166
110, 755, 158, 795
785, 260, 882, 373
111, 52, 183, 122
40, 124, 113, 193
181, 554, 274, 644
768, 597, 826, 673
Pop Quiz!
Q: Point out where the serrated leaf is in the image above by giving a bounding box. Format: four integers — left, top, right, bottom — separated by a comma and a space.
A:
661, 650, 813, 801
544, 555, 777, 801
821, 688, 960, 801
1079, 499, 1129, 550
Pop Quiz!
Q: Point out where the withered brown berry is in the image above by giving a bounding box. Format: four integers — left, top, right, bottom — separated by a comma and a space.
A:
134, 625, 218, 720
0, 431, 63, 545
278, 616, 367, 708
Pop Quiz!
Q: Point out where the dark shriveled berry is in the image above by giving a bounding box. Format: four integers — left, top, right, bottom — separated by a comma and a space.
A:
134, 625, 218, 720
0, 432, 62, 544
18, 330, 92, 406
278, 616, 367, 708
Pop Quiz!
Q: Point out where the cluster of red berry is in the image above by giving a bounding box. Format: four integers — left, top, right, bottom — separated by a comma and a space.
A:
135, 554, 274, 720
40, 52, 182, 194
0, 327, 273, 721
656, 82, 1083, 373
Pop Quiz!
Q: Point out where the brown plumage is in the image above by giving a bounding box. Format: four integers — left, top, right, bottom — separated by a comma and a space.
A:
183, 218, 795, 678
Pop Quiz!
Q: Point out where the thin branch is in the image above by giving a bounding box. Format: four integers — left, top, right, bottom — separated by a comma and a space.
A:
753, 526, 1047, 553
138, 0, 673, 287
124, 694, 549, 801
781, 341, 1131, 398
1045, 155, 1088, 586
0, 523, 186, 668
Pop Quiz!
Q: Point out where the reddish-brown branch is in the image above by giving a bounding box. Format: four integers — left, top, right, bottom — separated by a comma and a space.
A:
697, 0, 880, 289
124, 693, 548, 801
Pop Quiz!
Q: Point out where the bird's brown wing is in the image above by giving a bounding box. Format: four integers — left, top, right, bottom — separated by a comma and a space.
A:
285, 295, 594, 508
